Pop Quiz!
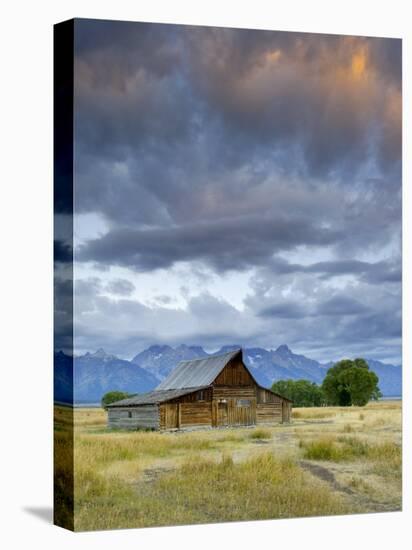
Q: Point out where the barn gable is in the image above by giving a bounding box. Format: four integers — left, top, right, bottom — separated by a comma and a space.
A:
156, 349, 242, 390
157, 348, 292, 402
213, 354, 255, 386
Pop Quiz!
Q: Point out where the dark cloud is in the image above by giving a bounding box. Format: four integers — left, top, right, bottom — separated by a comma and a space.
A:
74, 22, 401, 229
316, 296, 368, 316
54, 239, 73, 263
70, 20, 402, 363
77, 216, 341, 272
54, 277, 73, 352
259, 301, 307, 319
266, 256, 401, 284
258, 294, 368, 319
105, 278, 135, 296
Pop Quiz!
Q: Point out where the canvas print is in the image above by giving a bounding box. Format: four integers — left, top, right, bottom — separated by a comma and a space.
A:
54, 18, 402, 531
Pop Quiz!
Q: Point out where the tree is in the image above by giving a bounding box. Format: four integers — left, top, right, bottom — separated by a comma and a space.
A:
271, 379, 325, 407
101, 390, 134, 409
321, 358, 381, 406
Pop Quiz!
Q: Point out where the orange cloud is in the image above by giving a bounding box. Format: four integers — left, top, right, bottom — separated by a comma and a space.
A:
351, 50, 367, 78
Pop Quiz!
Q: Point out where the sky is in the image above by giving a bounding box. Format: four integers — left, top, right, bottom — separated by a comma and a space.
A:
56, 19, 402, 363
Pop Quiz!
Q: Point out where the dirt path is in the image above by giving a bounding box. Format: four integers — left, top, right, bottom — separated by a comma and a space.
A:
299, 460, 398, 513
299, 461, 355, 495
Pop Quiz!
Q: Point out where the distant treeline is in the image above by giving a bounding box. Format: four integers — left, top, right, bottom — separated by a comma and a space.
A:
272, 358, 382, 407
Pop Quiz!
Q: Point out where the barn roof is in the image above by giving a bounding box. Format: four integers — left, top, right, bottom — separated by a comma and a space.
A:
107, 347, 292, 407
106, 386, 210, 407
156, 348, 242, 390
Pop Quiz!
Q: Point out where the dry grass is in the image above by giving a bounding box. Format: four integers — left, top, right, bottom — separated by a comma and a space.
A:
300, 435, 401, 469
248, 428, 272, 440
74, 407, 106, 427
74, 452, 350, 531
54, 409, 74, 530
54, 399, 402, 531
292, 409, 335, 419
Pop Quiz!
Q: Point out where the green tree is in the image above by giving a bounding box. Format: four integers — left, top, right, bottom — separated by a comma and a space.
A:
321, 358, 381, 406
271, 379, 325, 407
101, 391, 134, 409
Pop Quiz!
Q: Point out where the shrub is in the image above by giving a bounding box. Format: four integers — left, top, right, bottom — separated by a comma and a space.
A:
249, 428, 271, 440
300, 438, 344, 461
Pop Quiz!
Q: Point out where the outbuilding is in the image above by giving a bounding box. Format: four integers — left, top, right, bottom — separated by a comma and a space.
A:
106, 348, 292, 430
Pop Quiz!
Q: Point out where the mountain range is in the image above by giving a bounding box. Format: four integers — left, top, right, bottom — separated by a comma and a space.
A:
54, 344, 402, 404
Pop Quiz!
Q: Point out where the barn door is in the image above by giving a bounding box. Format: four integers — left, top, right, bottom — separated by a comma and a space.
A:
233, 398, 256, 426
165, 403, 179, 429
217, 401, 228, 426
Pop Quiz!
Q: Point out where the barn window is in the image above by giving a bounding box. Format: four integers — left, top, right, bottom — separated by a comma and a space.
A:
237, 399, 251, 407
197, 390, 205, 401
128, 411, 132, 418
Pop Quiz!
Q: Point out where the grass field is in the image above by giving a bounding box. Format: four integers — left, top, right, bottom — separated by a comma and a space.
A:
54, 400, 402, 531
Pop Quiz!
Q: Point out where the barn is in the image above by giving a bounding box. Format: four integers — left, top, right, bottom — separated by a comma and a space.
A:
106, 348, 292, 430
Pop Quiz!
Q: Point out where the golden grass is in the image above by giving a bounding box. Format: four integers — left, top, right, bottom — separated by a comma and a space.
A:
292, 409, 335, 419
343, 423, 354, 433
54, 400, 402, 531
74, 452, 350, 531
300, 434, 401, 473
54, 420, 74, 530
74, 407, 106, 427
75, 431, 214, 467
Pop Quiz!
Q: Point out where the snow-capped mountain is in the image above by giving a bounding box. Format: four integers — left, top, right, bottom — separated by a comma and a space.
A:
130, 343, 401, 397
54, 344, 402, 403
131, 344, 208, 381
54, 349, 159, 404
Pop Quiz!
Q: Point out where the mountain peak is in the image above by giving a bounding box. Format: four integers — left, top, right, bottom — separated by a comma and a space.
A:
217, 344, 242, 353
275, 344, 292, 355
147, 344, 172, 352
91, 348, 116, 360
176, 344, 189, 351
188, 345, 206, 354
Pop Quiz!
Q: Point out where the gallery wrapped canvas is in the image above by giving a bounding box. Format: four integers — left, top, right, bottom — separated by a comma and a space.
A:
54, 18, 402, 531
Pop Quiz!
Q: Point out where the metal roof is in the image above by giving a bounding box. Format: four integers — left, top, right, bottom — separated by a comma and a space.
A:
156, 348, 242, 390
106, 386, 210, 407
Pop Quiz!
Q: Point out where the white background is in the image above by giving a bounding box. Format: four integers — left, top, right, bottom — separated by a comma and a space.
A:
0, 0, 410, 548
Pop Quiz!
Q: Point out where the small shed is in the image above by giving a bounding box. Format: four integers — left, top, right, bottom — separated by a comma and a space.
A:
107, 348, 292, 430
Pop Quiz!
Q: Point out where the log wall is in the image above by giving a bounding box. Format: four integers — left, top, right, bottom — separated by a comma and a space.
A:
180, 402, 212, 428
214, 358, 255, 386
257, 387, 282, 404
107, 404, 159, 429
256, 402, 282, 424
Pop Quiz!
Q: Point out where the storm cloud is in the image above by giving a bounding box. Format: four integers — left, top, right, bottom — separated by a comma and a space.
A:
70, 20, 402, 364
77, 215, 341, 272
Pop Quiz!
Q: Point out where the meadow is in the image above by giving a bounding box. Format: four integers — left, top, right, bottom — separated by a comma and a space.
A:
54, 400, 402, 531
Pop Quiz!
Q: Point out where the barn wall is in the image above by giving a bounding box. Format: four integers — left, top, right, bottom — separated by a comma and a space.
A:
282, 401, 292, 423
168, 388, 212, 403
213, 386, 256, 399
107, 405, 159, 430
159, 401, 212, 429
180, 402, 212, 428
213, 359, 255, 386
212, 386, 257, 426
257, 387, 282, 404
256, 402, 282, 424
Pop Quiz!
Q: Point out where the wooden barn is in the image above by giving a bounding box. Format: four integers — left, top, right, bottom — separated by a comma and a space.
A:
106, 348, 292, 431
